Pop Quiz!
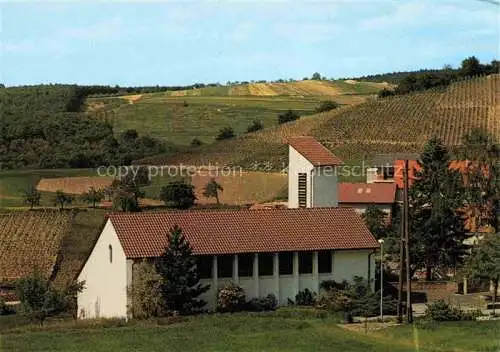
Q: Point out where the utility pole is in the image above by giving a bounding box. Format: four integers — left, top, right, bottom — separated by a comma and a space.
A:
397, 215, 404, 321
404, 159, 413, 323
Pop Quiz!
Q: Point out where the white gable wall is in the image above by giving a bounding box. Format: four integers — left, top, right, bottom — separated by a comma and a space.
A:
312, 167, 338, 207
77, 219, 128, 319
288, 146, 314, 208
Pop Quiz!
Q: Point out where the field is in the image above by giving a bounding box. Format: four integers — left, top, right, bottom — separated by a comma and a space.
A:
191, 171, 287, 205
36, 177, 114, 195
141, 74, 500, 168
0, 312, 498, 352
0, 211, 73, 281
87, 80, 384, 145
0, 169, 97, 208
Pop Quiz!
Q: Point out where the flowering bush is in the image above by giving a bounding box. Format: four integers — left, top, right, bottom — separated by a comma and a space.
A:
217, 283, 246, 313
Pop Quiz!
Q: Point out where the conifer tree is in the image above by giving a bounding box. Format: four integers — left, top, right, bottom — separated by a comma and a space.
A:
409, 137, 468, 280
155, 226, 210, 314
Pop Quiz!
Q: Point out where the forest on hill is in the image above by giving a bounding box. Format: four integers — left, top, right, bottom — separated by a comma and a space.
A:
0, 85, 173, 169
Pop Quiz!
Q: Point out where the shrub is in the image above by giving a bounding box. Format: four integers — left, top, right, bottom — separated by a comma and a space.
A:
191, 138, 202, 147
277, 110, 300, 124
424, 300, 463, 321
246, 294, 277, 312
295, 289, 316, 306
319, 279, 349, 292
215, 127, 235, 141
217, 283, 246, 313
0, 296, 14, 316
378, 88, 395, 98
15, 271, 84, 325
246, 120, 264, 133
128, 260, 166, 319
316, 100, 339, 113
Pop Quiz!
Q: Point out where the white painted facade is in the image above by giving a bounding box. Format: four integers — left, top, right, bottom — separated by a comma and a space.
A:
288, 145, 339, 208
78, 243, 375, 318
77, 220, 129, 319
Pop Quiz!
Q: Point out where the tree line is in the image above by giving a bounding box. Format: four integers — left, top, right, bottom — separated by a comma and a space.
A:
368, 56, 499, 97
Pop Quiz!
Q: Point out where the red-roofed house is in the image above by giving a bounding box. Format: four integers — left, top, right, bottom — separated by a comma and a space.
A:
77, 137, 379, 319
338, 183, 397, 216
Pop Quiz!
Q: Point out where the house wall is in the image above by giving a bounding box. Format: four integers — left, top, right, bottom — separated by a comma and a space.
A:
197, 249, 375, 310
77, 220, 128, 319
288, 147, 314, 208
312, 167, 338, 207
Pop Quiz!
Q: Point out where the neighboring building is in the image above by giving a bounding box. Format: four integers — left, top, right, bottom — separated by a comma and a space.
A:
338, 182, 397, 216
77, 136, 379, 319
287, 136, 343, 208
77, 208, 379, 319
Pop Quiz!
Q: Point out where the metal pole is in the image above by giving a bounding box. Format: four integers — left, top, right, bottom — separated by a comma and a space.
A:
379, 240, 384, 321
404, 159, 413, 323
397, 205, 404, 321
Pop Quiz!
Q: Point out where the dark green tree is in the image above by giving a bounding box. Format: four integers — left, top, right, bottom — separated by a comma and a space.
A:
24, 186, 41, 210
378, 88, 395, 98
409, 137, 468, 280
246, 120, 264, 133
362, 205, 389, 239
215, 127, 235, 141
459, 129, 500, 232
114, 166, 151, 208
311, 72, 322, 80
460, 56, 484, 77
80, 187, 104, 208
278, 110, 300, 124
155, 226, 210, 314
160, 181, 196, 209
191, 138, 202, 147
466, 233, 500, 303
15, 271, 84, 325
54, 190, 73, 210
316, 100, 339, 113
203, 178, 224, 204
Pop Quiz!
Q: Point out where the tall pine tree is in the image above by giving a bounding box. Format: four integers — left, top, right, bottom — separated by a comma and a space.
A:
155, 226, 210, 314
459, 129, 500, 233
410, 137, 468, 280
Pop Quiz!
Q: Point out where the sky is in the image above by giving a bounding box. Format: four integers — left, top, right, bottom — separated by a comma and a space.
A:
1, 0, 499, 87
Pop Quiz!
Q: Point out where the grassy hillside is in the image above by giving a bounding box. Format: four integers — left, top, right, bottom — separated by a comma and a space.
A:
140, 74, 499, 168
86, 80, 385, 145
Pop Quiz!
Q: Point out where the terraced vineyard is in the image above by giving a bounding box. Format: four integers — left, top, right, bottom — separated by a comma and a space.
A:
0, 211, 73, 281
140, 74, 499, 167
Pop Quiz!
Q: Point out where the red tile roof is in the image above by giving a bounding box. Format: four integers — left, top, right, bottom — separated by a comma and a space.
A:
338, 183, 397, 204
288, 136, 343, 166
107, 208, 378, 258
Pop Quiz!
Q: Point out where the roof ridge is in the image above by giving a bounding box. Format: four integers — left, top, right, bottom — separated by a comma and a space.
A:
108, 207, 355, 217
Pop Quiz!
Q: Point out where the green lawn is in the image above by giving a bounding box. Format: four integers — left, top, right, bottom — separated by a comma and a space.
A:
1, 312, 498, 352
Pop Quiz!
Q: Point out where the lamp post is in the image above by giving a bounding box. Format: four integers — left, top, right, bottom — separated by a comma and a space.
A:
378, 238, 385, 322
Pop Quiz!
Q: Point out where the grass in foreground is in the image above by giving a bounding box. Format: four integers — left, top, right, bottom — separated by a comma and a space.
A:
1, 311, 498, 352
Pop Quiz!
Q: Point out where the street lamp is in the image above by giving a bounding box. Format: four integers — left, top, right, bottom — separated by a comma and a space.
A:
378, 238, 385, 322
